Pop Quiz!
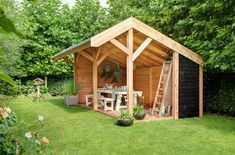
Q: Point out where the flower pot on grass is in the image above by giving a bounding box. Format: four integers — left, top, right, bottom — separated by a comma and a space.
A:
133, 104, 146, 120
64, 95, 78, 106
116, 110, 134, 126
134, 112, 146, 120
63, 80, 81, 106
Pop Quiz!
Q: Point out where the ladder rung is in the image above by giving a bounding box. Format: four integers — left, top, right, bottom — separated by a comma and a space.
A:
162, 74, 167, 77
158, 95, 163, 97
159, 88, 163, 91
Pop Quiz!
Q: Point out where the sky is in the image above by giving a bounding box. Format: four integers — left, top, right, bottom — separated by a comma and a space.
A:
16, 0, 108, 7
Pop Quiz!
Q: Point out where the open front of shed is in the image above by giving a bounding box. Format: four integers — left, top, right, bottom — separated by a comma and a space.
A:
51, 17, 203, 120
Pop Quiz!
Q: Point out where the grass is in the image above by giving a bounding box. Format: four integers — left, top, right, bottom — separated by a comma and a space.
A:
5, 97, 235, 155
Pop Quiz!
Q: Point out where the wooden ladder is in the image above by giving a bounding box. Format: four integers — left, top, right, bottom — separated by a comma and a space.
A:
151, 60, 172, 115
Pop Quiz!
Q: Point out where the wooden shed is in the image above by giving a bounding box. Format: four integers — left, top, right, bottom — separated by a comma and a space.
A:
51, 17, 203, 119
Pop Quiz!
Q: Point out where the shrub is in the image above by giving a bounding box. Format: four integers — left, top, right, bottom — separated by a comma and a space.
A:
48, 80, 64, 96
0, 106, 49, 154
205, 88, 235, 116
63, 80, 81, 95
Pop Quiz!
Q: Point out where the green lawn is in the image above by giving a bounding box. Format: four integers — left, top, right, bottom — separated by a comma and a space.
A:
6, 97, 235, 155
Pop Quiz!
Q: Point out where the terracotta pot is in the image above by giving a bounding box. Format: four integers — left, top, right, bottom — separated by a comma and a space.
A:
117, 119, 133, 126
134, 112, 146, 120
64, 95, 78, 106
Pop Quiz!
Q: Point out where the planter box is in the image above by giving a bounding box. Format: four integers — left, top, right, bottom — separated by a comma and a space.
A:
64, 95, 78, 106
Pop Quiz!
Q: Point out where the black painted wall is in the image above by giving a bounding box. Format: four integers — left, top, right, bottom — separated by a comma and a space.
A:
179, 55, 199, 118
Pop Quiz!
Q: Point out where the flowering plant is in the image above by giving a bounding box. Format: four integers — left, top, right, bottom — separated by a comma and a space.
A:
0, 106, 49, 154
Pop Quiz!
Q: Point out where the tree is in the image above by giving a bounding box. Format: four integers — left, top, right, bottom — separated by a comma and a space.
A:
107, 0, 235, 73
0, 0, 23, 85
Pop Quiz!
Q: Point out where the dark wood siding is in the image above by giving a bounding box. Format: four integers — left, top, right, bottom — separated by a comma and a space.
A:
179, 55, 199, 118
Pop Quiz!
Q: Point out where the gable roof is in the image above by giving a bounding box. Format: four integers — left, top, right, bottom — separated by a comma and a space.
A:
51, 17, 203, 64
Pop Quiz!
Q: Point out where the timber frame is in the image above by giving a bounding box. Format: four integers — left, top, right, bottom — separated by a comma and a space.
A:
51, 17, 203, 118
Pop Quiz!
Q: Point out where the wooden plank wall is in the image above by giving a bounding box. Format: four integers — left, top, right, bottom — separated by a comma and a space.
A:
75, 55, 161, 105
75, 56, 126, 103
133, 66, 161, 107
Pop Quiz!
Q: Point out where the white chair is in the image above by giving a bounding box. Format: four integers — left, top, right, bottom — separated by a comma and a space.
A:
85, 94, 93, 107
115, 94, 128, 111
98, 97, 115, 111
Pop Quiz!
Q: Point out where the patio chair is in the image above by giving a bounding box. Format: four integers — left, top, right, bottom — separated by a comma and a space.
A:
98, 97, 115, 111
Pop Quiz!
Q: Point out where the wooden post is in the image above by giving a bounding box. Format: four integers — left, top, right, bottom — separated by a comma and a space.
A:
92, 48, 98, 110
74, 53, 79, 86
172, 52, 179, 119
127, 29, 134, 115
149, 67, 153, 108
199, 65, 203, 117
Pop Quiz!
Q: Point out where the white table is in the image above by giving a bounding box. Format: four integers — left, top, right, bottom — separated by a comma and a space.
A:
97, 89, 143, 111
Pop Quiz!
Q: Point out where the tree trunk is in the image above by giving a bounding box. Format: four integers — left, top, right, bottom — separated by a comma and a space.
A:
44, 75, 48, 93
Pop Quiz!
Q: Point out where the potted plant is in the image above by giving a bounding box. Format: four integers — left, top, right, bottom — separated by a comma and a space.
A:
117, 110, 134, 126
133, 104, 146, 120
63, 80, 80, 106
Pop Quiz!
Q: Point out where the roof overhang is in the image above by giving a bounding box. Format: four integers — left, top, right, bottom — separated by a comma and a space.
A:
51, 39, 90, 62
51, 17, 203, 65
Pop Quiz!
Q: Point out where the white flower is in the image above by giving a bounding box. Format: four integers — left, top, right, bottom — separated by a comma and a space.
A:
4, 107, 11, 114
37, 115, 44, 122
25, 132, 32, 139
35, 139, 41, 145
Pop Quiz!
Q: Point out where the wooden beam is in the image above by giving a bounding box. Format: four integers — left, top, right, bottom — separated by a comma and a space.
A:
74, 53, 79, 87
110, 38, 129, 55
79, 50, 93, 62
133, 37, 152, 61
134, 33, 167, 57
107, 56, 126, 68
97, 51, 113, 66
149, 67, 153, 108
92, 48, 98, 111
131, 18, 203, 64
96, 46, 102, 60
127, 29, 134, 115
63, 57, 74, 65
172, 52, 179, 119
91, 17, 133, 47
199, 65, 203, 117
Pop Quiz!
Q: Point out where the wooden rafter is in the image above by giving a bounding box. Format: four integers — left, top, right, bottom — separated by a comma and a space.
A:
134, 34, 166, 58
97, 50, 113, 66
141, 51, 163, 64
131, 17, 203, 64
79, 50, 93, 62
133, 37, 152, 61
110, 38, 129, 55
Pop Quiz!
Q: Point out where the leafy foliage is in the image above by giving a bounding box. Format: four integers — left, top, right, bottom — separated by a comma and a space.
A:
118, 110, 134, 120
133, 104, 144, 114
107, 0, 235, 73
63, 80, 81, 95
